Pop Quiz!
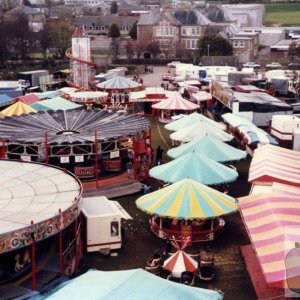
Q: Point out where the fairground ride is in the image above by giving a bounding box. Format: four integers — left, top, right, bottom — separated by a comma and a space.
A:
65, 26, 97, 89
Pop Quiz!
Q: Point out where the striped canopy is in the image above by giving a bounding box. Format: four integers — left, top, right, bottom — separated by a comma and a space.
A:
97, 76, 142, 90
163, 250, 198, 278
249, 145, 300, 186
30, 97, 82, 112
239, 193, 300, 288
222, 112, 254, 128
170, 122, 233, 143
167, 135, 246, 162
0, 101, 37, 117
165, 112, 225, 131
150, 152, 238, 185
152, 93, 199, 111
136, 178, 238, 219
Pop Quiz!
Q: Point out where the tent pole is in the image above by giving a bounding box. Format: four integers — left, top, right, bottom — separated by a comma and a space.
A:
74, 216, 78, 272
31, 221, 36, 291
210, 218, 214, 241
45, 132, 48, 166
133, 136, 136, 179
59, 209, 63, 275
94, 130, 99, 188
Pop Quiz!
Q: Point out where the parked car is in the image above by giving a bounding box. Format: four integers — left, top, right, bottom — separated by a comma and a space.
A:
162, 73, 175, 81
266, 62, 282, 69
288, 62, 300, 70
243, 62, 261, 68
167, 61, 181, 68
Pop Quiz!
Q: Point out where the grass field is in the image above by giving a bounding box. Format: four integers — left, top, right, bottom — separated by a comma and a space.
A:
265, 3, 300, 26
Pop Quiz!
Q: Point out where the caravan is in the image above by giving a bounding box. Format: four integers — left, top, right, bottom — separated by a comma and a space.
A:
82, 196, 132, 253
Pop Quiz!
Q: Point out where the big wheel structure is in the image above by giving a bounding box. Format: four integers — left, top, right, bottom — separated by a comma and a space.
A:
65, 26, 97, 89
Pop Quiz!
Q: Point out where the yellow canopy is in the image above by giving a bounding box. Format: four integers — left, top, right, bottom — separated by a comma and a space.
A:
0, 101, 37, 117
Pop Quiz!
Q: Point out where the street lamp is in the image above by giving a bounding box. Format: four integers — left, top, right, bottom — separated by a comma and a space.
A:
207, 44, 210, 57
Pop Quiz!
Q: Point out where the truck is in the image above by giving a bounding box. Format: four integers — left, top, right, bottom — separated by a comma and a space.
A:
17, 70, 49, 88
270, 77, 297, 98
82, 196, 132, 253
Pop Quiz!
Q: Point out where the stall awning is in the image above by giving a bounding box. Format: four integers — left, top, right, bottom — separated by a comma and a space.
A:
30, 97, 82, 112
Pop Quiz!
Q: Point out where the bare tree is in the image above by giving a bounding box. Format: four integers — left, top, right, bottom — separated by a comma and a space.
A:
110, 38, 120, 60
147, 41, 160, 58
135, 40, 147, 59
124, 40, 135, 59
0, 16, 9, 66
0, 0, 20, 12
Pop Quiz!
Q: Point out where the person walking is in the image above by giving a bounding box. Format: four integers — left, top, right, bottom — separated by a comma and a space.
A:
126, 160, 133, 178
156, 145, 164, 165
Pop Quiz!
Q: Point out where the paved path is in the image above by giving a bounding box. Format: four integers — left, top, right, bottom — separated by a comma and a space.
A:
139, 66, 175, 88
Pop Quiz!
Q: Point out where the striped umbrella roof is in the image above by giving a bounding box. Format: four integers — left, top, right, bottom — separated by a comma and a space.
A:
167, 135, 246, 162
0, 101, 37, 117
136, 178, 238, 219
30, 97, 82, 112
165, 112, 225, 131
170, 122, 233, 143
97, 76, 142, 90
222, 112, 254, 128
152, 93, 199, 111
239, 193, 300, 288
150, 152, 238, 185
163, 250, 198, 278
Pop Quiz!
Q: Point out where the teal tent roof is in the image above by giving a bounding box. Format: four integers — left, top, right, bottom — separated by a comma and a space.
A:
136, 178, 237, 219
165, 112, 225, 131
170, 122, 233, 143
149, 151, 238, 185
222, 112, 254, 128
45, 269, 223, 300
30, 97, 82, 112
167, 135, 247, 162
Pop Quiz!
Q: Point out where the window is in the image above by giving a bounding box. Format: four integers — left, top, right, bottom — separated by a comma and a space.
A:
111, 221, 119, 237
192, 27, 196, 35
182, 28, 186, 35
233, 41, 239, 48
239, 41, 245, 48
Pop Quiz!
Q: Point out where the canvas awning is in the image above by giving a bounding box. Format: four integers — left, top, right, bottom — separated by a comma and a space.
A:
30, 97, 82, 112
190, 91, 212, 103
167, 135, 246, 162
0, 94, 15, 107
222, 112, 254, 128
239, 193, 300, 288
46, 269, 223, 300
15, 94, 40, 105
149, 152, 238, 185
165, 112, 225, 131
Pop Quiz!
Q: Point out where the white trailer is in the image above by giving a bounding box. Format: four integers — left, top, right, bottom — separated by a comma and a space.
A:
82, 196, 132, 253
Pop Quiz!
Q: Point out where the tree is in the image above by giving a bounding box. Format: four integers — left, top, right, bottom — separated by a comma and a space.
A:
0, 0, 20, 12
197, 34, 233, 56
147, 41, 160, 58
288, 41, 300, 61
0, 17, 9, 67
135, 40, 146, 59
110, 1, 118, 14
110, 38, 120, 60
40, 22, 52, 59
124, 40, 135, 59
47, 19, 74, 58
129, 21, 137, 40
108, 23, 120, 38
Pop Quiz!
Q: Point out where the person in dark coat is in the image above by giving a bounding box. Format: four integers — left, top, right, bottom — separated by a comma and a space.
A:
156, 146, 164, 165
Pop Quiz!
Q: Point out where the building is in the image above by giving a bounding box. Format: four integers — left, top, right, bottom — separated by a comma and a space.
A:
221, 4, 265, 27
75, 15, 139, 35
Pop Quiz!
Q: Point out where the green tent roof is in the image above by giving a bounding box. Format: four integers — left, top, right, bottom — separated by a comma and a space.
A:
30, 97, 82, 112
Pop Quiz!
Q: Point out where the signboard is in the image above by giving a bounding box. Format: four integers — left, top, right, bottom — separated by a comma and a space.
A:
21, 155, 31, 162
60, 156, 70, 164
74, 166, 95, 178
75, 155, 84, 163
110, 150, 120, 159
211, 80, 234, 109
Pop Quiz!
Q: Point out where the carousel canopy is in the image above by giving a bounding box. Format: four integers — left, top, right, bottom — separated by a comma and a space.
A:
149, 152, 238, 185
163, 250, 198, 278
170, 122, 233, 143
30, 97, 82, 112
0, 101, 37, 117
15, 94, 40, 105
136, 178, 238, 219
165, 112, 225, 131
190, 91, 212, 103
0, 109, 150, 144
46, 269, 223, 300
152, 93, 199, 111
33, 90, 61, 99
239, 193, 300, 288
68, 91, 108, 103
0, 94, 15, 107
97, 76, 142, 90
167, 135, 247, 162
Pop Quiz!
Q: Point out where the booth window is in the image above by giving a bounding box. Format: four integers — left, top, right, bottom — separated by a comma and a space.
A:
111, 221, 119, 237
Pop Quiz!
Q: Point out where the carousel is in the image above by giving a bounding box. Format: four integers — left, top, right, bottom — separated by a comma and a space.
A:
0, 108, 150, 181
136, 178, 238, 243
0, 160, 82, 290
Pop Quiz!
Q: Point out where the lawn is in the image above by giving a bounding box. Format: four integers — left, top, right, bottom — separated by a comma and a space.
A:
265, 3, 300, 26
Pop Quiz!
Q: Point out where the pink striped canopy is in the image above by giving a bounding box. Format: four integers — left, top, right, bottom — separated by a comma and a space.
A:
152, 93, 199, 111
248, 145, 300, 186
239, 193, 300, 288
